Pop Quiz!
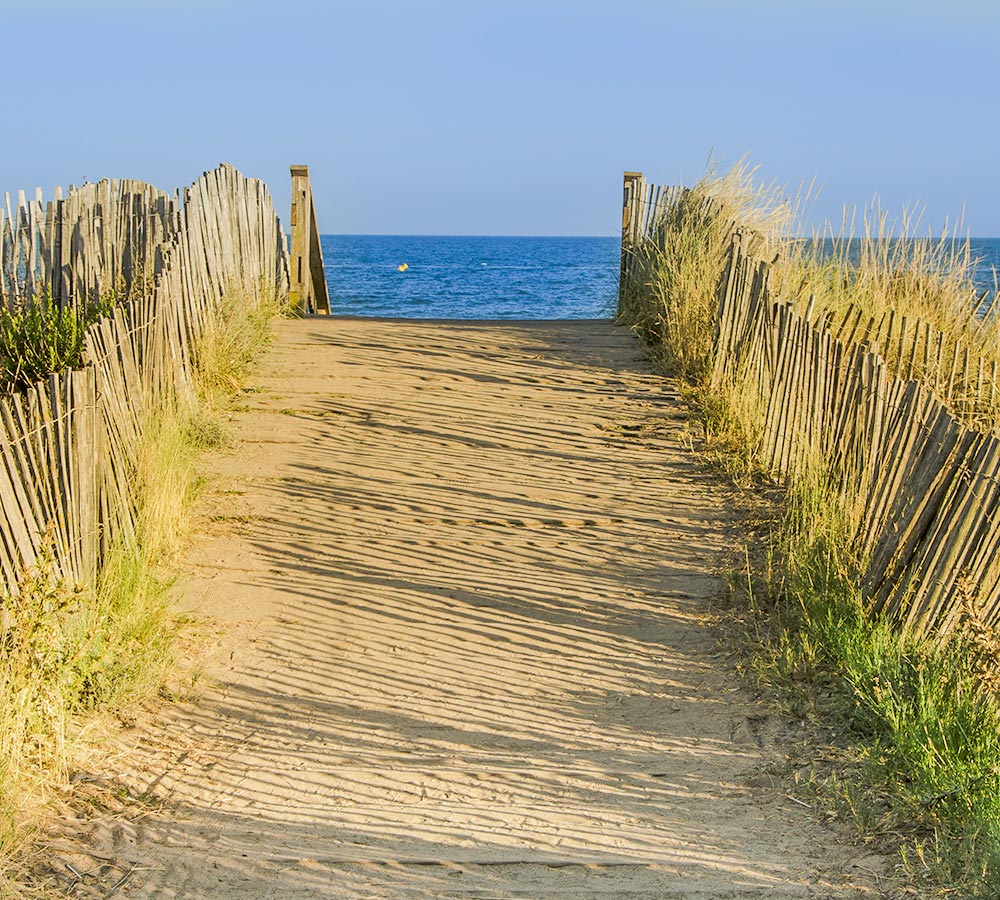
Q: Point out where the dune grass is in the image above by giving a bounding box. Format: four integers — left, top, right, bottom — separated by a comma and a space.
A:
773, 207, 1000, 432
0, 286, 278, 894
620, 162, 1000, 895
618, 162, 790, 383
0, 407, 186, 897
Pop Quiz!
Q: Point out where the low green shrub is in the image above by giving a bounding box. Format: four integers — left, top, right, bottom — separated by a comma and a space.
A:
0, 294, 111, 393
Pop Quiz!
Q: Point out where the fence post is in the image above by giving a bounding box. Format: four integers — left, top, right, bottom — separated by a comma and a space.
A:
619, 171, 643, 308
289, 165, 330, 315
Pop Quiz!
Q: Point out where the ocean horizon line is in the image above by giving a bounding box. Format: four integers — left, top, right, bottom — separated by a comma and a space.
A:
319, 232, 618, 240
319, 232, 1000, 241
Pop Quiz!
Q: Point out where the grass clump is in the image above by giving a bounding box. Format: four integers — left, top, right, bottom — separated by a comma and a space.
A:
0, 506, 177, 896
192, 286, 279, 402
749, 483, 1000, 894
772, 205, 1000, 431
0, 538, 175, 777
0, 405, 186, 887
622, 159, 1000, 894
618, 161, 789, 383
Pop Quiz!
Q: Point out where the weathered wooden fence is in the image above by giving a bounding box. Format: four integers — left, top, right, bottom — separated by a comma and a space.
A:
2, 179, 173, 308
0, 164, 289, 594
621, 172, 1000, 640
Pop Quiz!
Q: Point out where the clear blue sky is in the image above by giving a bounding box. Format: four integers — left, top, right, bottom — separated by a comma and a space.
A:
4, 0, 998, 236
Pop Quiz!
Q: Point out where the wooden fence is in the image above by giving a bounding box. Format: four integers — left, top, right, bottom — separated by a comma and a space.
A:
0, 164, 289, 594
2, 179, 175, 308
620, 172, 1000, 640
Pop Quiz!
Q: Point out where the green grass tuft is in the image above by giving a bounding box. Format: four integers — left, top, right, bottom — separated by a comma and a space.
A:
752, 508, 1000, 894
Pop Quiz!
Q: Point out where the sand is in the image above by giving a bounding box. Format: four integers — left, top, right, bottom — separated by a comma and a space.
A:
50, 318, 894, 898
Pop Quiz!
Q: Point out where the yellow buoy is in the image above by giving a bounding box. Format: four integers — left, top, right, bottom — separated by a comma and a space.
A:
397, 263, 408, 272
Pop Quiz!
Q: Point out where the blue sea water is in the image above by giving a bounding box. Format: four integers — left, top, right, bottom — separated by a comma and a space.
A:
804, 238, 1000, 296
319, 234, 1000, 321
321, 235, 619, 319
964, 239, 999, 295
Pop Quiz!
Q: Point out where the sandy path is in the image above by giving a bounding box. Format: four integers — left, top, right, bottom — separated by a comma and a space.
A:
104, 318, 885, 898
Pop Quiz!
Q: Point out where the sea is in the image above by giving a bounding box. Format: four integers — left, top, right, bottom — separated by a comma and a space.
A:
320, 234, 1000, 320
321, 235, 619, 319
974, 237, 1000, 294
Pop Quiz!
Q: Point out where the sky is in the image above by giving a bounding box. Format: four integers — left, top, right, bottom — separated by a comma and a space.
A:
3, 0, 998, 236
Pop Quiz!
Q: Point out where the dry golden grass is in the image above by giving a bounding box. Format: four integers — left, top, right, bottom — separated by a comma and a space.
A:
773, 203, 1000, 432
0, 284, 282, 894
618, 160, 791, 382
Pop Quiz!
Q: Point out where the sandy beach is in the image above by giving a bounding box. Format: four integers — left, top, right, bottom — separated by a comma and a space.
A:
55, 318, 892, 898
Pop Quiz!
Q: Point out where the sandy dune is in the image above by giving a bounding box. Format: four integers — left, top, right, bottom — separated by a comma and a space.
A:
86, 319, 887, 898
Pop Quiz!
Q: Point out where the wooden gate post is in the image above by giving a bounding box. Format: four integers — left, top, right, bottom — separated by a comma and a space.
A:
619, 171, 643, 306
289, 165, 331, 315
